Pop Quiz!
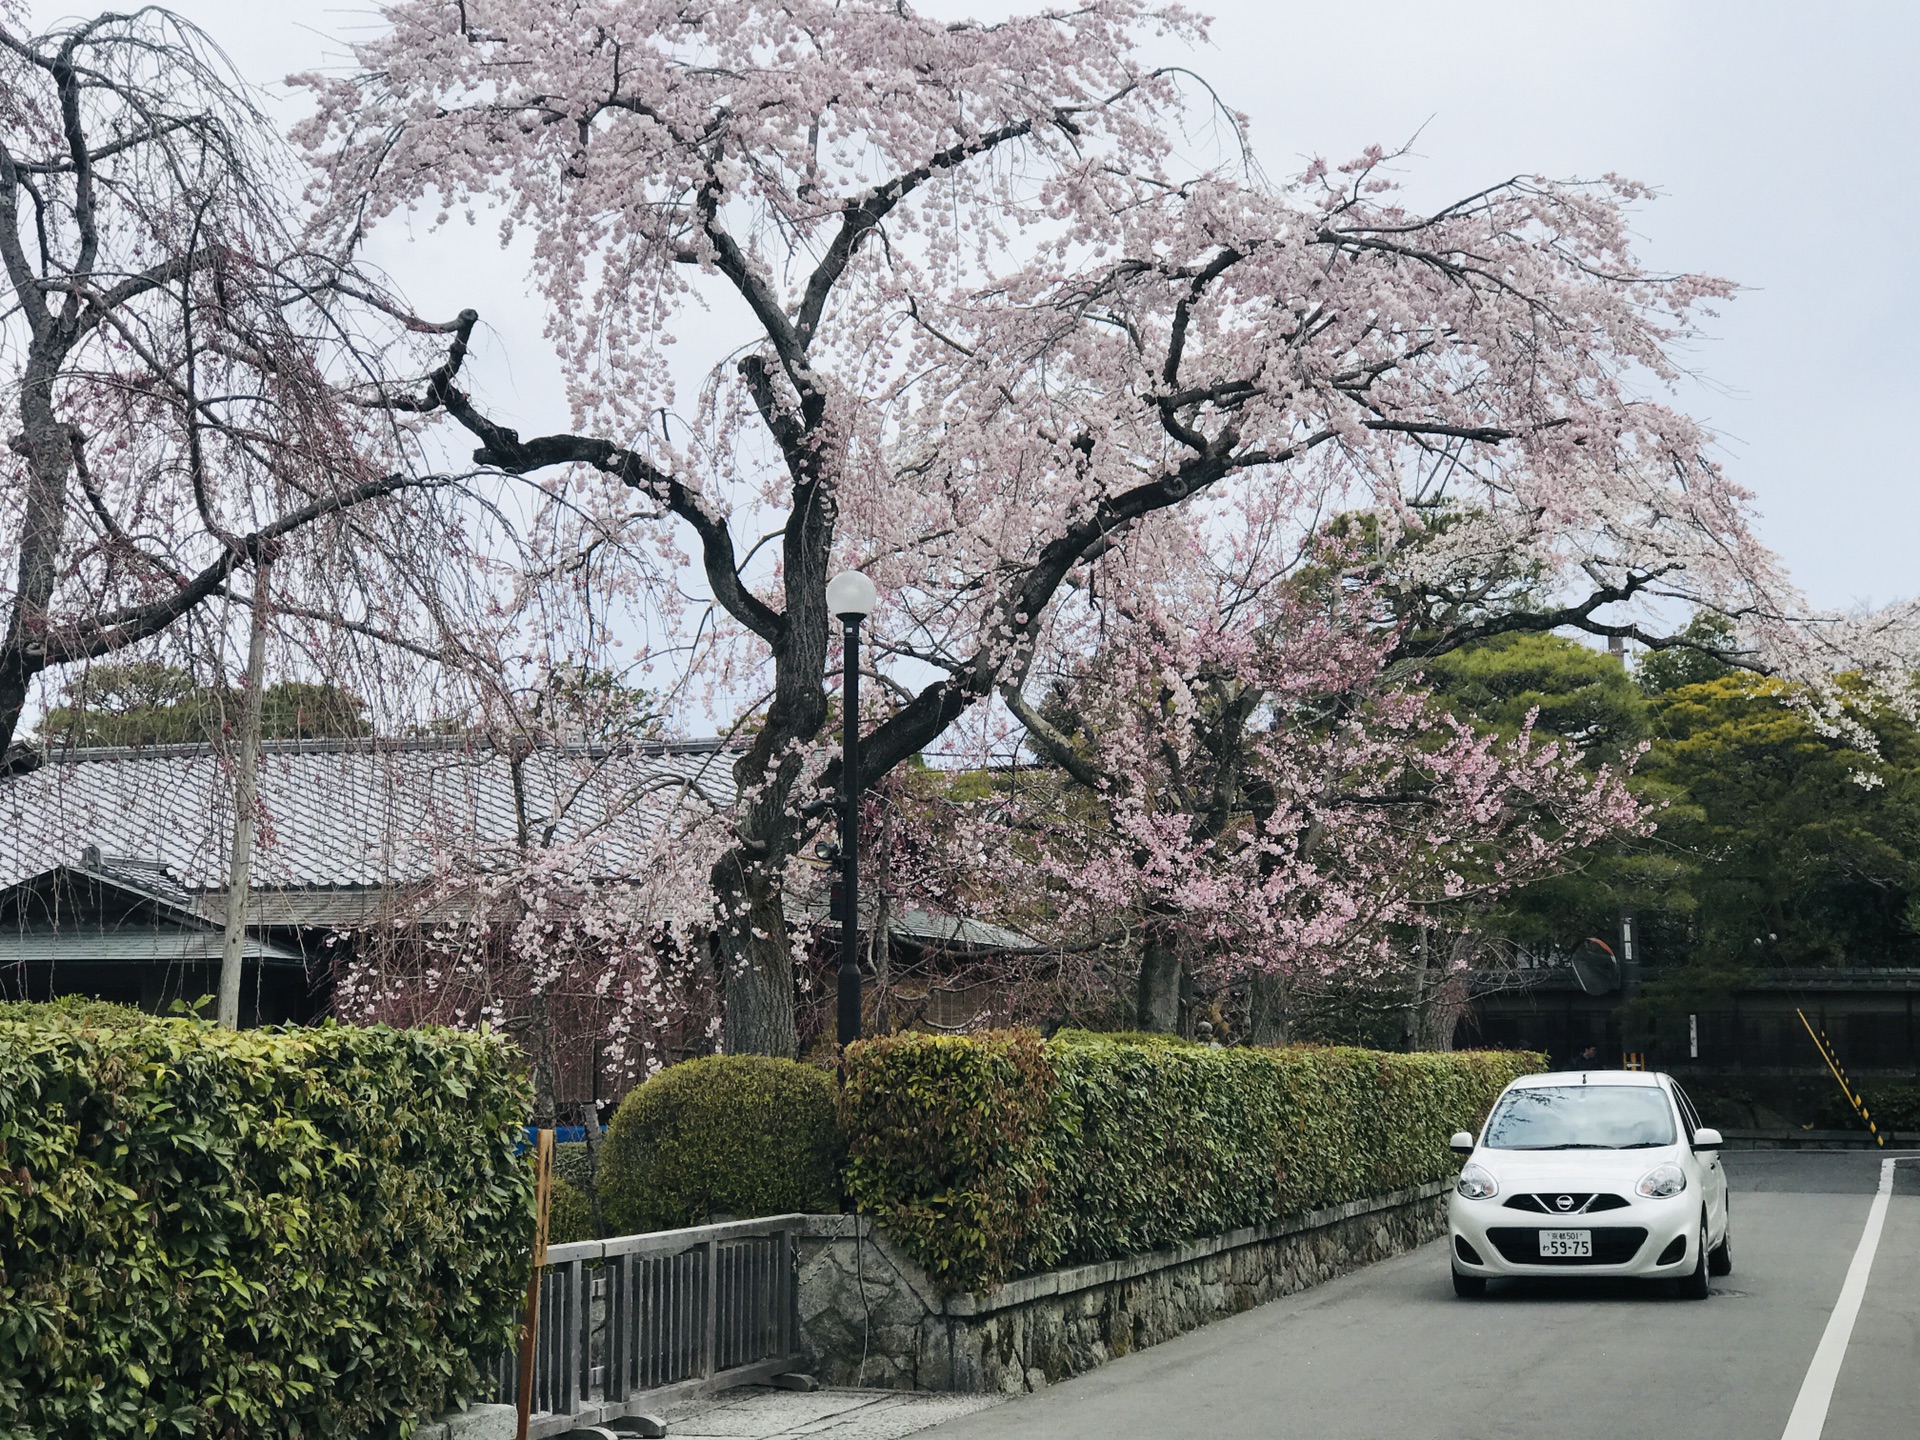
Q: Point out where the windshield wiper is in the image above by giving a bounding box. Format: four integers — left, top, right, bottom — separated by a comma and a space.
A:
1504, 1142, 1616, 1150
1505, 1141, 1672, 1150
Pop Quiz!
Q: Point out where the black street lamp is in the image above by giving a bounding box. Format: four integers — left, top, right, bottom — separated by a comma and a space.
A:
826, 569, 877, 1049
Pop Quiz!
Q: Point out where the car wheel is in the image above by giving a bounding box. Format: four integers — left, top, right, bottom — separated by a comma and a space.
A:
1708, 1218, 1733, 1277
1679, 1215, 1711, 1299
1452, 1266, 1486, 1298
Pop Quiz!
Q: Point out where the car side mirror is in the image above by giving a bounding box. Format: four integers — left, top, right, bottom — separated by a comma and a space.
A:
1691, 1127, 1723, 1151
1449, 1131, 1475, 1155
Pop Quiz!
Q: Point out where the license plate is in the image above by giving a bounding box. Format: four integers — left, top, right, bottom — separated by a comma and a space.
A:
1540, 1229, 1592, 1257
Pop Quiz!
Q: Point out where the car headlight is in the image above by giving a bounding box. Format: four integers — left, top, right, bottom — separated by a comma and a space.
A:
1635, 1161, 1688, 1198
1457, 1161, 1499, 1200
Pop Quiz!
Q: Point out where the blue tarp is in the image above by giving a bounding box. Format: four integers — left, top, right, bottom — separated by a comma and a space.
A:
516, 1124, 586, 1153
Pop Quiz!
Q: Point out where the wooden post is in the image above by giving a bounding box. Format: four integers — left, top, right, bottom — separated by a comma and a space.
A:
216, 554, 271, 1029
517, 1128, 555, 1440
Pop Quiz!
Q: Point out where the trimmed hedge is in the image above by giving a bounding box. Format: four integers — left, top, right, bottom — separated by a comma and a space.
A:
842, 1029, 1539, 1292
598, 1055, 840, 1234
835, 1031, 1053, 1291
0, 1006, 533, 1440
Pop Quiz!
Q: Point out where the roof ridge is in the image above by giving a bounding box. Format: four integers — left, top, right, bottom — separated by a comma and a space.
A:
39, 735, 737, 764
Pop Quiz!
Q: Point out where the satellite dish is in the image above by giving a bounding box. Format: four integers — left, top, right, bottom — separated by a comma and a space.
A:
1571, 937, 1621, 996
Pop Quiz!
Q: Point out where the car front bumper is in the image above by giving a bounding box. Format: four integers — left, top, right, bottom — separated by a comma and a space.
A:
1448, 1188, 1699, 1279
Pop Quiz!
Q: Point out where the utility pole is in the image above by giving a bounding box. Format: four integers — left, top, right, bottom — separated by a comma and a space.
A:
216, 555, 271, 1029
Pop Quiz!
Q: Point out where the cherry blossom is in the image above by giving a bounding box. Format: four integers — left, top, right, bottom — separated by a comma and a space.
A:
295, 0, 1907, 1053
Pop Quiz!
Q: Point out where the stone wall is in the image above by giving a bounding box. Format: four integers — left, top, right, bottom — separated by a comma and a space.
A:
794, 1180, 1450, 1395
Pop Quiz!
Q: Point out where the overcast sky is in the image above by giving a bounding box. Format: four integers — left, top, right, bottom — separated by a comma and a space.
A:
29, 0, 1919, 614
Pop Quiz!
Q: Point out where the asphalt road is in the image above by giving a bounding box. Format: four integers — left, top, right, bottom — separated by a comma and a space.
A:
924, 1151, 1920, 1440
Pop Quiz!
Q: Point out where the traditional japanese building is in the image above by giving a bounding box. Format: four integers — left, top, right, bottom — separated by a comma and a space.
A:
0, 737, 1032, 1042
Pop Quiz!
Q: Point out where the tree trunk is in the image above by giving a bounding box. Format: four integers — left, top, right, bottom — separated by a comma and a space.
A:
1136, 913, 1185, 1034
870, 881, 893, 1035
0, 357, 75, 752
578, 1098, 606, 1240
1423, 934, 1476, 1051
1246, 970, 1289, 1047
708, 456, 833, 1055
1403, 944, 1432, 1052
1406, 931, 1473, 1051
715, 848, 799, 1057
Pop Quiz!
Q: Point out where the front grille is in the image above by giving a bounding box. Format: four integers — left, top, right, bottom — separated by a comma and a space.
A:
1503, 1192, 1631, 1215
1486, 1227, 1648, 1266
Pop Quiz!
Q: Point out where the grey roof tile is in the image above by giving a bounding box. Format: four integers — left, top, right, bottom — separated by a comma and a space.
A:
0, 738, 738, 892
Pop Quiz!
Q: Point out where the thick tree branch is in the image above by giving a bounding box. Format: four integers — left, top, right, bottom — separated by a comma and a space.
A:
1396, 566, 1767, 672
856, 439, 1315, 786
1002, 683, 1106, 791
428, 365, 786, 647
0, 144, 53, 334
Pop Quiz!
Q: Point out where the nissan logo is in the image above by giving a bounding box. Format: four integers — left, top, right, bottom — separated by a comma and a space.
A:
1555, 1195, 1575, 1211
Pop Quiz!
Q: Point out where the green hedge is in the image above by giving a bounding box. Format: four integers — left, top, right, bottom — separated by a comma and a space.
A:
835, 1031, 1054, 1291
598, 1055, 840, 1234
842, 1029, 1539, 1292
0, 1006, 533, 1440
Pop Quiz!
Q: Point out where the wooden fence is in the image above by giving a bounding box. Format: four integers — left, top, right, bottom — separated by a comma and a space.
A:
493, 1214, 807, 1436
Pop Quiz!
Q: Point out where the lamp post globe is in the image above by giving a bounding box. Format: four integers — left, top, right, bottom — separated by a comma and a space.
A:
828, 570, 876, 1051
826, 569, 877, 619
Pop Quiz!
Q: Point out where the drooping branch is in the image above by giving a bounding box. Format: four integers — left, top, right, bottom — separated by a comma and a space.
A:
44, 471, 459, 666
794, 117, 1039, 349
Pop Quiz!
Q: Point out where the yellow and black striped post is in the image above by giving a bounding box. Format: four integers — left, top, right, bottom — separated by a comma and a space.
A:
1797, 1009, 1885, 1148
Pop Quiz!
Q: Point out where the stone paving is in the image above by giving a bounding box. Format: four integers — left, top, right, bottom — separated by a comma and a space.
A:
663, 1387, 1001, 1440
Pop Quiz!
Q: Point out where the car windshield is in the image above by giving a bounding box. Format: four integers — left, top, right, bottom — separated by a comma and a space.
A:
1482, 1085, 1677, 1150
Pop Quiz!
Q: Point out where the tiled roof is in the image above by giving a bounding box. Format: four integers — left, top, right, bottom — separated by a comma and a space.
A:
0, 738, 1042, 953
787, 892, 1040, 955
0, 737, 739, 893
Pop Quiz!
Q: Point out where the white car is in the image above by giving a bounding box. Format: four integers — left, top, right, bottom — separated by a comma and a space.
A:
1447, 1069, 1731, 1298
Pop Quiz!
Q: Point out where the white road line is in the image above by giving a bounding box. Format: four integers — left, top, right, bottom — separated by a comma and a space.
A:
1779, 1157, 1904, 1440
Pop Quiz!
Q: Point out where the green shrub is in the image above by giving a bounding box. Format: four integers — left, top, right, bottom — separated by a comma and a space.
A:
553, 1139, 595, 1192
547, 1175, 596, 1245
842, 1030, 1539, 1292
839, 1031, 1054, 1291
1818, 1081, 1920, 1132
0, 1006, 533, 1440
0, 995, 149, 1027
598, 1056, 840, 1234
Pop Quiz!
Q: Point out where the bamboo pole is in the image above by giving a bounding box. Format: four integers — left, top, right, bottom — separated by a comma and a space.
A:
516, 1128, 555, 1440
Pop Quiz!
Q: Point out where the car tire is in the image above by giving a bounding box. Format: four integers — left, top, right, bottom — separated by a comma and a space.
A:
1708, 1219, 1733, 1277
1679, 1215, 1711, 1299
1452, 1266, 1486, 1298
